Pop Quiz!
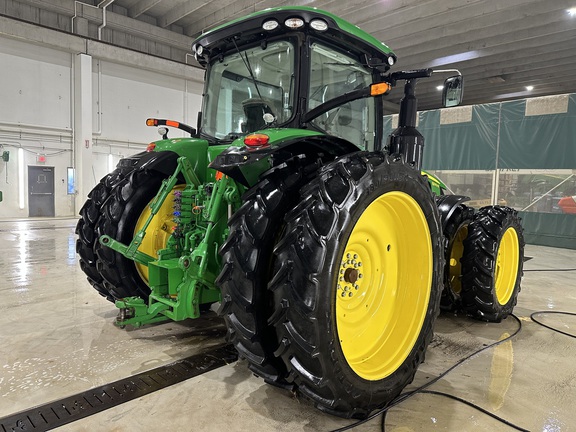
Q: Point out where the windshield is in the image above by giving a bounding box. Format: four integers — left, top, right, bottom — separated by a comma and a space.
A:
201, 40, 295, 140
308, 42, 375, 149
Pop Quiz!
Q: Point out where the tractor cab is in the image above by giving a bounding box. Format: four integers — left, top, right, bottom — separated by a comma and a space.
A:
192, 7, 397, 151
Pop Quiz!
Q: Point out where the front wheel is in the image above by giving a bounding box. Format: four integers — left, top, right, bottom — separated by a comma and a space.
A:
461, 206, 525, 322
269, 152, 443, 418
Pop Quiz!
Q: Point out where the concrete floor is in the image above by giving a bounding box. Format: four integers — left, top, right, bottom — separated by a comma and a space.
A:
0, 217, 575, 431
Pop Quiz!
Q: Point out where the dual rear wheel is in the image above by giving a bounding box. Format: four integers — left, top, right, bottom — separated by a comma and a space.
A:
442, 205, 524, 322
220, 153, 525, 417
219, 151, 443, 417
460, 206, 524, 322
77, 168, 183, 302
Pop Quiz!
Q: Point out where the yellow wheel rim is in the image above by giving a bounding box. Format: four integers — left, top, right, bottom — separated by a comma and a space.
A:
448, 224, 468, 295
336, 191, 433, 381
134, 185, 185, 284
494, 227, 519, 305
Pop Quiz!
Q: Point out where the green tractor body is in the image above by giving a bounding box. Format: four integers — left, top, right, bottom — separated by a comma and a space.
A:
77, 6, 524, 418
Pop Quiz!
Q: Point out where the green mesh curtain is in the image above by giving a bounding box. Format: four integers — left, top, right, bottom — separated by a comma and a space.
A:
383, 94, 576, 249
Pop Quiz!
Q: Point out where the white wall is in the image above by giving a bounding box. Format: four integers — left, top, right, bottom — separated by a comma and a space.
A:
89, 60, 202, 184
0, 37, 74, 217
0, 38, 72, 129
0, 35, 203, 218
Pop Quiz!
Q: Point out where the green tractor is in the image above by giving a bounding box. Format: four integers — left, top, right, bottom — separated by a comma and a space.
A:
76, 7, 525, 418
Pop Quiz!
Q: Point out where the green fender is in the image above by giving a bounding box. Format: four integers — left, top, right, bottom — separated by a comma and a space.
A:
210, 128, 361, 187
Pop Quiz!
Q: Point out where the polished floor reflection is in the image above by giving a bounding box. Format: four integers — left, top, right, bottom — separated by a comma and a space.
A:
0, 218, 575, 431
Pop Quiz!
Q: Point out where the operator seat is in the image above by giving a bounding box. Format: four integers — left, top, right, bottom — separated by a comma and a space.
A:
242, 98, 275, 133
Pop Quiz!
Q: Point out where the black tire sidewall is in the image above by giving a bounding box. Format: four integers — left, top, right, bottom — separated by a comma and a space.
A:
461, 206, 524, 321
441, 204, 474, 310
76, 167, 131, 301
486, 212, 524, 313
311, 156, 442, 404
96, 169, 164, 299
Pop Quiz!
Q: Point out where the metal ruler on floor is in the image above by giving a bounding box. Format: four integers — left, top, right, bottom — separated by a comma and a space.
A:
0, 344, 238, 432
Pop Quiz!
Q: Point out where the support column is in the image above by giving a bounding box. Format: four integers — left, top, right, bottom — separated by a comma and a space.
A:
74, 53, 93, 213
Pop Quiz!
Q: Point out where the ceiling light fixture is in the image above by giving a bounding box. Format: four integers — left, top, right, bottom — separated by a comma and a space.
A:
567, 7, 576, 16
436, 85, 444, 91
526, 86, 534, 91
428, 50, 480, 67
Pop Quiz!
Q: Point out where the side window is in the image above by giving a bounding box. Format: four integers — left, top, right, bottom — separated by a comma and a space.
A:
309, 43, 375, 149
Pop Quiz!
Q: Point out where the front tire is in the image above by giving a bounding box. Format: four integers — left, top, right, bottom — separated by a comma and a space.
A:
461, 206, 524, 322
269, 152, 443, 418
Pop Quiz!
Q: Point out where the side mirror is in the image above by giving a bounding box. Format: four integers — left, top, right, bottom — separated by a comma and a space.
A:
442, 75, 464, 107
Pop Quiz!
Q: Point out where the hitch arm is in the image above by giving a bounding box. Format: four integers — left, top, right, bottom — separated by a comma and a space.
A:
100, 156, 200, 262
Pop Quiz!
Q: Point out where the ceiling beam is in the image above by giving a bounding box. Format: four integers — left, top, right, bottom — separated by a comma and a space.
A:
14, 0, 192, 50
128, 0, 163, 19
379, 0, 570, 51
159, 0, 232, 29
396, 23, 576, 70
382, 13, 575, 67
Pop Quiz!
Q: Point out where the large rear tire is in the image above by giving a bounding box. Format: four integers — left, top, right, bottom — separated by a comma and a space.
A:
95, 169, 179, 300
76, 167, 130, 301
269, 152, 443, 418
216, 155, 321, 387
461, 206, 524, 322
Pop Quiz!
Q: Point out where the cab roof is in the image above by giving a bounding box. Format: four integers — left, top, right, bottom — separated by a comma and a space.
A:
192, 6, 396, 72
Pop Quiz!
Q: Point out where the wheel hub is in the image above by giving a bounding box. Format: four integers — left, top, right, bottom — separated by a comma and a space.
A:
344, 267, 359, 284
338, 253, 364, 298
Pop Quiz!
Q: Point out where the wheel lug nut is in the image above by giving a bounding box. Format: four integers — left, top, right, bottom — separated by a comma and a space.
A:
347, 253, 351, 259
359, 274, 363, 279
353, 254, 358, 259
348, 292, 353, 297
337, 285, 341, 290
341, 292, 346, 297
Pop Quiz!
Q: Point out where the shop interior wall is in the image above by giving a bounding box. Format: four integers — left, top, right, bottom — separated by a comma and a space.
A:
384, 94, 576, 249
90, 60, 202, 183
0, 35, 202, 219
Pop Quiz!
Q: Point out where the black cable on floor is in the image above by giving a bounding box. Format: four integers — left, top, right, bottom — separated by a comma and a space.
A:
330, 314, 525, 432
416, 391, 530, 432
530, 311, 576, 339
330, 266, 575, 431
